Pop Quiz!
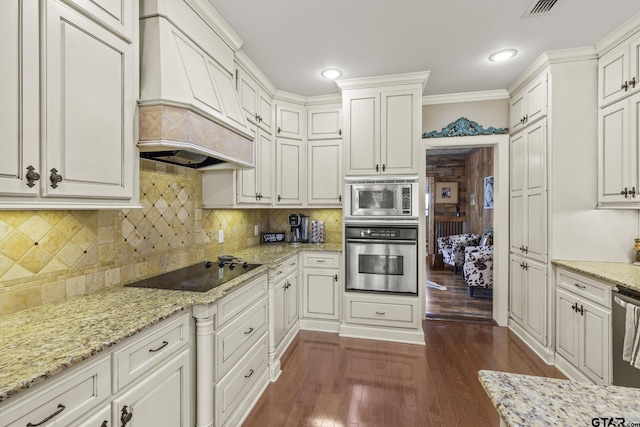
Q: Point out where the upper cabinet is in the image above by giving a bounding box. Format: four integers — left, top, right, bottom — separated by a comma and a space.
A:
509, 72, 548, 134
237, 66, 273, 134
307, 106, 343, 140
308, 139, 343, 205
338, 73, 428, 176
276, 102, 305, 140
598, 33, 640, 107
0, 0, 139, 209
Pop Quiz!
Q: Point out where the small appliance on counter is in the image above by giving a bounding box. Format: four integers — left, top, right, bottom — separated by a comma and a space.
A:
288, 213, 310, 243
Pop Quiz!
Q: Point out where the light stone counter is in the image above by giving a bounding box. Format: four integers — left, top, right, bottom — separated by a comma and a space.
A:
552, 260, 640, 293
0, 243, 340, 402
479, 370, 640, 426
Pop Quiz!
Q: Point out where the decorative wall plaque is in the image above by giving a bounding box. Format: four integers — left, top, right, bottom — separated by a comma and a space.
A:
422, 117, 508, 138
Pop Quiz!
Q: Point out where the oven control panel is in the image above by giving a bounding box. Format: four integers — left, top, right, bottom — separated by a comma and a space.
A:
360, 228, 398, 238
401, 187, 411, 215
346, 225, 418, 241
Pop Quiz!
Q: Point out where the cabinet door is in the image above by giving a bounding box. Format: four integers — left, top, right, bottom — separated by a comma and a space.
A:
525, 121, 547, 262
510, 132, 525, 253
599, 43, 629, 107
237, 126, 259, 203
276, 103, 304, 140
344, 93, 380, 175
275, 139, 303, 205
509, 255, 525, 325
524, 260, 547, 346
629, 34, 640, 99
509, 89, 526, 133
579, 298, 611, 385
524, 72, 548, 126
237, 68, 259, 126
556, 289, 579, 366
302, 269, 339, 320
307, 107, 342, 140
257, 90, 273, 134
43, 0, 134, 199
0, 0, 39, 196
270, 281, 286, 347
308, 140, 343, 205
598, 100, 631, 204
381, 89, 419, 174
76, 405, 110, 427
286, 273, 299, 330
112, 349, 190, 427
257, 131, 274, 204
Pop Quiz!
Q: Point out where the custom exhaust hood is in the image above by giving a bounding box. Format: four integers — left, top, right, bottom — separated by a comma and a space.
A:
138, 0, 254, 169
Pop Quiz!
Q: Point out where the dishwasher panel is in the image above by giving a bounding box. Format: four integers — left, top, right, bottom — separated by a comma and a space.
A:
612, 288, 640, 388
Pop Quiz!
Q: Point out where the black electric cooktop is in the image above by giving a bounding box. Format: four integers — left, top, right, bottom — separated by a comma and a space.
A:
124, 258, 261, 292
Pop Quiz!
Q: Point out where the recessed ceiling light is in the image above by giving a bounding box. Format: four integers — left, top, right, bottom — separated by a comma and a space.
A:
489, 49, 518, 62
321, 68, 342, 79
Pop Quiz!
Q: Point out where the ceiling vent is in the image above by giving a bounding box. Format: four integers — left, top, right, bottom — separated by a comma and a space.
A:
522, 0, 558, 18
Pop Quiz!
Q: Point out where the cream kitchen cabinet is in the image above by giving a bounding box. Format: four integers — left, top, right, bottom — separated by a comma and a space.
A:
300, 252, 341, 332
276, 102, 304, 140
237, 66, 273, 134
508, 71, 548, 134
275, 138, 304, 205
307, 106, 343, 140
597, 92, 640, 207
509, 254, 548, 347
341, 87, 421, 176
0, 0, 138, 209
238, 126, 274, 205
598, 32, 640, 107
555, 268, 611, 385
307, 139, 343, 206
509, 120, 547, 262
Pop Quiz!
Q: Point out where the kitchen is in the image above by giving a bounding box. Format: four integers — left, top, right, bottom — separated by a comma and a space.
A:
2, 0, 640, 425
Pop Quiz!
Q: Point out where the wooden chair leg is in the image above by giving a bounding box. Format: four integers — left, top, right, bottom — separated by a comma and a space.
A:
468, 286, 475, 297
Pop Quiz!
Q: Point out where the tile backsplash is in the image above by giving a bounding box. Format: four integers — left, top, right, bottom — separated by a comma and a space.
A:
0, 160, 342, 316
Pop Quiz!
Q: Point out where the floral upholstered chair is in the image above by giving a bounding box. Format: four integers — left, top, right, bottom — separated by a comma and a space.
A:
436, 233, 481, 273
463, 236, 494, 297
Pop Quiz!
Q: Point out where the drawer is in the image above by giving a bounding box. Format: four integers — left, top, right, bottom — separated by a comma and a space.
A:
346, 298, 419, 329
215, 336, 268, 427
215, 297, 268, 379
1, 356, 111, 427
556, 269, 612, 307
268, 255, 298, 281
302, 252, 340, 268
114, 311, 190, 390
284, 254, 299, 274
217, 273, 268, 327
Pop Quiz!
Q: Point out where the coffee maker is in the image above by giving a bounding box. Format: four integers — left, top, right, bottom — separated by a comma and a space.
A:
288, 214, 309, 243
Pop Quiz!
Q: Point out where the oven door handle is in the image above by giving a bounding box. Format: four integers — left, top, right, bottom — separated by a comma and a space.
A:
347, 239, 417, 245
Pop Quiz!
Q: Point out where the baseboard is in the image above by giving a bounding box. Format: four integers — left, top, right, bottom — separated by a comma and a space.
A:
268, 359, 282, 382
554, 354, 594, 383
299, 318, 341, 333
508, 320, 555, 365
339, 323, 425, 345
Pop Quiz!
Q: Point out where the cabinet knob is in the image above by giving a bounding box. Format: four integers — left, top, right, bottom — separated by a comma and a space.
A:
334, 274, 338, 282
25, 165, 40, 188
382, 164, 386, 172
277, 127, 281, 134
630, 77, 637, 89
277, 195, 281, 202
121, 406, 133, 427
49, 168, 63, 189
621, 187, 629, 198
338, 195, 342, 202
375, 164, 379, 172
100, 421, 108, 427
571, 302, 577, 312
622, 81, 629, 91
630, 187, 636, 198
577, 304, 584, 315
339, 129, 342, 136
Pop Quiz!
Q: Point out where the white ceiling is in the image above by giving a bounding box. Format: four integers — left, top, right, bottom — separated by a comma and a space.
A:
208, 0, 640, 97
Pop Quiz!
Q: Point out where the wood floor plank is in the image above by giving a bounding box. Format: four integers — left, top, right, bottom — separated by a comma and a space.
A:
242, 322, 564, 426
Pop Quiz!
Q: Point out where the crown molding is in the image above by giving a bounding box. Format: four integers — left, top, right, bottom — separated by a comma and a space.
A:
183, 0, 244, 51
235, 51, 277, 96
336, 71, 431, 93
304, 94, 342, 106
422, 90, 509, 105
595, 10, 640, 56
274, 90, 307, 104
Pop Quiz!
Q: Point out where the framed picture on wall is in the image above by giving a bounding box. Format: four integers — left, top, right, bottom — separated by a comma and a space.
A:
484, 176, 494, 209
435, 182, 458, 204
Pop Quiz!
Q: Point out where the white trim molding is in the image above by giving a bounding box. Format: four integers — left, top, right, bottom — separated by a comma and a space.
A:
422, 90, 509, 105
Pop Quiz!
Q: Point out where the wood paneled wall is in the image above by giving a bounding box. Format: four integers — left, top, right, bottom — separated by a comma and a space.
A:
466, 147, 494, 235
426, 155, 467, 218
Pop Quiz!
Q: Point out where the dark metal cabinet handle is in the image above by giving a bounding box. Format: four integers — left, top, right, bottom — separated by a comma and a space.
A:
630, 187, 637, 198
622, 81, 629, 91
244, 327, 254, 335
149, 341, 168, 353
525, 114, 528, 123
338, 195, 342, 202
334, 274, 338, 282
524, 246, 528, 254
49, 168, 63, 189
630, 77, 637, 89
27, 404, 66, 426
277, 195, 281, 202
244, 369, 255, 378
26, 165, 40, 188
571, 303, 577, 312
578, 305, 584, 315
382, 164, 386, 172
338, 129, 342, 136
375, 164, 379, 172
621, 187, 629, 198
100, 421, 108, 427
574, 283, 586, 289
375, 311, 385, 315
277, 126, 281, 134
121, 406, 133, 426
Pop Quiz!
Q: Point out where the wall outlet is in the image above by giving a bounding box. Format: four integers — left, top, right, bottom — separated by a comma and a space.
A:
218, 229, 224, 243
254, 225, 259, 236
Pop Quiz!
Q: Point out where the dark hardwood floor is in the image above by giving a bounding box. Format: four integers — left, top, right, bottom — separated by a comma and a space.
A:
243, 322, 564, 426
425, 262, 493, 322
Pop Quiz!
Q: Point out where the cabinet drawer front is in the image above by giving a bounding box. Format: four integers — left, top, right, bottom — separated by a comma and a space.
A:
302, 252, 340, 268
347, 299, 418, 328
217, 274, 268, 327
557, 269, 612, 307
284, 255, 299, 274
2, 356, 110, 427
215, 336, 268, 427
215, 297, 268, 379
115, 312, 190, 390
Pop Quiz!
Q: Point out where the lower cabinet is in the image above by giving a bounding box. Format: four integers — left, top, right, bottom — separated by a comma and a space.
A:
300, 252, 341, 332
509, 254, 548, 347
555, 268, 611, 385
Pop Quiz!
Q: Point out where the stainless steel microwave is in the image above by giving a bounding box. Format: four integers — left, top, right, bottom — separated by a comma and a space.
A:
344, 178, 419, 221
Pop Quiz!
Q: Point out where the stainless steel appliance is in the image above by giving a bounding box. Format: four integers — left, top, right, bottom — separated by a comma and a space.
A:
289, 214, 309, 243
612, 285, 640, 387
124, 257, 260, 292
345, 224, 418, 295
344, 178, 419, 221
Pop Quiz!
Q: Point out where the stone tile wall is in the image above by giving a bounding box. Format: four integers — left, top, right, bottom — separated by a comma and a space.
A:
0, 160, 342, 316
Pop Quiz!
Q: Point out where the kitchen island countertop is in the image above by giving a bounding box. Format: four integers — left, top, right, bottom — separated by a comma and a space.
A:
0, 242, 341, 402
479, 370, 640, 426
552, 260, 640, 293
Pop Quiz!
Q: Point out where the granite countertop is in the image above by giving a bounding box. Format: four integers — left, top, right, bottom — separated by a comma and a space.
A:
552, 260, 640, 293
479, 370, 640, 426
0, 243, 341, 402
